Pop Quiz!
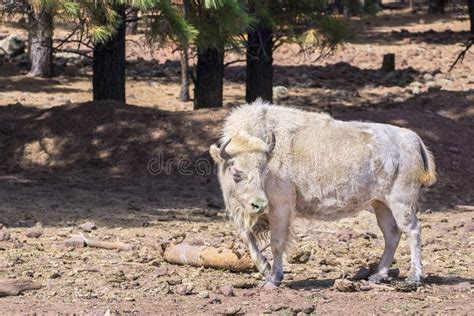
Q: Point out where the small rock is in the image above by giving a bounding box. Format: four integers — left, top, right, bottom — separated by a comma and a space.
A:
435, 78, 452, 86
155, 266, 168, 277
64, 235, 86, 247
26, 228, 43, 238
107, 270, 127, 283
363, 232, 377, 240
394, 282, 418, 292
175, 283, 194, 295
197, 290, 210, 299
271, 303, 288, 311
422, 73, 433, 82
295, 304, 315, 314
0, 230, 11, 241
263, 281, 279, 291
336, 227, 354, 242
49, 272, 61, 279
288, 248, 311, 263
188, 238, 205, 246
223, 306, 241, 315
156, 282, 170, 294
208, 296, 222, 304
410, 87, 421, 95
427, 83, 441, 92
78, 221, 96, 232
167, 278, 182, 285
232, 280, 257, 289
410, 81, 423, 88
273, 86, 289, 100
220, 284, 235, 297
0, 34, 25, 57
456, 281, 471, 292
334, 279, 359, 292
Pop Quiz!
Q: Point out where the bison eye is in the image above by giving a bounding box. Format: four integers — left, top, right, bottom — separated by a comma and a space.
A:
232, 173, 242, 183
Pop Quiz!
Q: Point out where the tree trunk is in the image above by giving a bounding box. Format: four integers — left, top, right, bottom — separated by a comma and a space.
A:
428, 0, 445, 13
93, 5, 126, 102
335, 0, 344, 14
468, 0, 474, 34
179, 0, 190, 102
179, 49, 190, 101
28, 9, 53, 77
193, 46, 224, 109
381, 53, 395, 72
246, 23, 273, 103
126, 8, 139, 35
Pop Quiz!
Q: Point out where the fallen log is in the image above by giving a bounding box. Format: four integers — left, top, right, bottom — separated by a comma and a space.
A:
64, 233, 132, 251
163, 243, 254, 272
0, 279, 42, 297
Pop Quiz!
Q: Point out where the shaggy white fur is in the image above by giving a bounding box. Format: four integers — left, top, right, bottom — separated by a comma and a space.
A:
210, 99, 436, 286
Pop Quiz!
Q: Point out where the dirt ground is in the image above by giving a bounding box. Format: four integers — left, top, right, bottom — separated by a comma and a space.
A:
0, 9, 473, 315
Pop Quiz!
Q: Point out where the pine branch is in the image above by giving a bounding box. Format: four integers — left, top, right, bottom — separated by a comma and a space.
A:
54, 27, 82, 50
449, 38, 473, 72
224, 59, 245, 67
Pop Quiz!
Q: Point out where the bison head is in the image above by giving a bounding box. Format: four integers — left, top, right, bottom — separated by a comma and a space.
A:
210, 131, 275, 230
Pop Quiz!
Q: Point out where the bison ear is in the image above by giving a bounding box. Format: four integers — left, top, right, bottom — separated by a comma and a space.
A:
209, 144, 223, 164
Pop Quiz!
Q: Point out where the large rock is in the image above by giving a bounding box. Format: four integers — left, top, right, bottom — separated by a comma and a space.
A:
0, 34, 25, 58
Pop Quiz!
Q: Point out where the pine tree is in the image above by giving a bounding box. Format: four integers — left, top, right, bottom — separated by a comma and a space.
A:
14, 0, 79, 77
82, 0, 197, 102
179, 0, 191, 102
187, 0, 253, 109
245, 0, 351, 103
92, 3, 127, 102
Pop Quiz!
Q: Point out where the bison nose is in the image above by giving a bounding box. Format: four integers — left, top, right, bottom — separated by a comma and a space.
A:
251, 197, 268, 214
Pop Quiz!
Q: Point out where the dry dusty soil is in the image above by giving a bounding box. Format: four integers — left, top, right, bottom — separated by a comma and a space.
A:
0, 9, 473, 315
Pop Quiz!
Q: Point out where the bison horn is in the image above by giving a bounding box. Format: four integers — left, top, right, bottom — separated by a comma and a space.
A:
219, 138, 232, 160
268, 132, 276, 153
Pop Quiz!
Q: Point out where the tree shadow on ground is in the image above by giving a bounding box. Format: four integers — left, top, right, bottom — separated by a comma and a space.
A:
226, 62, 422, 89
0, 76, 84, 94
0, 100, 225, 227
355, 29, 471, 45
0, 90, 472, 227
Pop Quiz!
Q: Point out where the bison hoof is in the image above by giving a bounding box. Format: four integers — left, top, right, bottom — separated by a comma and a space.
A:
406, 273, 423, 285
262, 281, 279, 291
368, 273, 389, 284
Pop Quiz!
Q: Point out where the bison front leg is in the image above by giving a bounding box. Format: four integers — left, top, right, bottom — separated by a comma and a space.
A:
264, 205, 291, 289
243, 231, 271, 277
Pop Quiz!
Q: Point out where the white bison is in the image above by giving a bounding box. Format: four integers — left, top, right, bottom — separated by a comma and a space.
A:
209, 100, 436, 288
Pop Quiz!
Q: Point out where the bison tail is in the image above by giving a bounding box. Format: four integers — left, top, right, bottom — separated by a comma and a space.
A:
418, 140, 437, 187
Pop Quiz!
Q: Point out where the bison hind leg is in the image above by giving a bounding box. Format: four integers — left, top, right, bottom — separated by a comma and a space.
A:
369, 200, 402, 283
389, 202, 424, 284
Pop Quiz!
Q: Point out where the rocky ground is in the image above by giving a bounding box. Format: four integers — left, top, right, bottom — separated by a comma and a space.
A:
0, 8, 473, 315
